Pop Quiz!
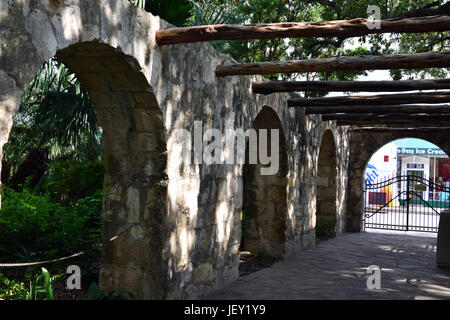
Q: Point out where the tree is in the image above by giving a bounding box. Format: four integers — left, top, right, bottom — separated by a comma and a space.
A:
3, 58, 101, 190
184, 0, 449, 81
130, 0, 193, 26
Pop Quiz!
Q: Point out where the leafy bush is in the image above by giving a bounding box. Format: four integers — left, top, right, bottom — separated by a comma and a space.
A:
71, 189, 103, 243
0, 187, 102, 262
0, 273, 27, 300
38, 160, 104, 203
131, 0, 193, 26
0, 268, 64, 300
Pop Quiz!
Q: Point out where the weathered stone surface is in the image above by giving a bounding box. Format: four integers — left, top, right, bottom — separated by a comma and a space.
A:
0, 0, 350, 300
193, 263, 214, 283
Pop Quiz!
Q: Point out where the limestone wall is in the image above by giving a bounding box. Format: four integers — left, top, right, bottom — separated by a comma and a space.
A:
0, 0, 350, 299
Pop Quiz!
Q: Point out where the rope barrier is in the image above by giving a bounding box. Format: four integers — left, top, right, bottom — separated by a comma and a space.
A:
0, 224, 135, 268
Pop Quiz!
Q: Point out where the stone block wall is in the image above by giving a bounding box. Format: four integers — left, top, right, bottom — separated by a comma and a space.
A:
0, 0, 350, 299
316, 130, 339, 234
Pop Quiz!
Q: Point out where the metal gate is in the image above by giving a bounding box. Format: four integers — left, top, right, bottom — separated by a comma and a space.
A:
363, 175, 450, 233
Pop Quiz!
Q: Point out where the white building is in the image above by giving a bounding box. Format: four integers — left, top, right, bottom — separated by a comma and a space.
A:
365, 142, 398, 184
366, 139, 450, 204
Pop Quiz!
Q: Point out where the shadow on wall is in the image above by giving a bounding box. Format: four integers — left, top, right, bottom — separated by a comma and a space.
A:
242, 106, 288, 259
316, 130, 338, 240
35, 41, 166, 299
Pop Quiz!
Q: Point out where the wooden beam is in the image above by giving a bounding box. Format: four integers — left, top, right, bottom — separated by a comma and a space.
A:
253, 79, 450, 94
305, 104, 450, 114
216, 51, 450, 77
348, 127, 450, 133
338, 120, 450, 126
289, 91, 450, 107
156, 15, 450, 45
322, 113, 450, 121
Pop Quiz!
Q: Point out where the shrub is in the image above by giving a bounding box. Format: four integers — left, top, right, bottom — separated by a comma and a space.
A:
38, 160, 104, 203
0, 187, 102, 262
0, 273, 27, 300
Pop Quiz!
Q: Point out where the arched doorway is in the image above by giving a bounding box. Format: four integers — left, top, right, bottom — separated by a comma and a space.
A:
59, 43, 168, 299
316, 130, 338, 239
241, 106, 288, 259
363, 138, 449, 234
0, 42, 167, 299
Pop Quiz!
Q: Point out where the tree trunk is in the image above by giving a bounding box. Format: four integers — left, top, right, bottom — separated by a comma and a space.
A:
7, 149, 48, 191
1, 160, 11, 185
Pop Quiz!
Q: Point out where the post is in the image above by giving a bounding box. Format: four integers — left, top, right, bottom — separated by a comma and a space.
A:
406, 175, 410, 231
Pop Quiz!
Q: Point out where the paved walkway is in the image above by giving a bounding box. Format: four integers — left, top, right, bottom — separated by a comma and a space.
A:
203, 232, 450, 300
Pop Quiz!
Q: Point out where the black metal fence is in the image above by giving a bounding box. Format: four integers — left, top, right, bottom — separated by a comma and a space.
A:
363, 175, 450, 233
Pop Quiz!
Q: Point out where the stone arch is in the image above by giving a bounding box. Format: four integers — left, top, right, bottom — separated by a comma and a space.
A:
346, 131, 450, 232
242, 106, 288, 259
1, 40, 168, 299
316, 129, 338, 238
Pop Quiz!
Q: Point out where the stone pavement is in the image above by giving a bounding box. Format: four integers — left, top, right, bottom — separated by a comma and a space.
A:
202, 232, 450, 300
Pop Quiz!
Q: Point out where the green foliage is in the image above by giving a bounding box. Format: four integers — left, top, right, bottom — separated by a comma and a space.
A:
0, 273, 27, 300
39, 160, 104, 203
22, 58, 99, 150
130, 0, 193, 26
187, 0, 249, 60
26, 267, 63, 300
0, 268, 63, 300
0, 187, 102, 262
180, 0, 449, 80
88, 282, 135, 300
3, 58, 102, 173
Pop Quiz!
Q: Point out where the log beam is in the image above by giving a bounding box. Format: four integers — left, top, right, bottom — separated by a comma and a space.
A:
216, 51, 450, 77
305, 104, 450, 114
348, 126, 450, 133
337, 120, 450, 126
156, 15, 450, 45
289, 91, 450, 107
253, 79, 450, 94
322, 113, 450, 121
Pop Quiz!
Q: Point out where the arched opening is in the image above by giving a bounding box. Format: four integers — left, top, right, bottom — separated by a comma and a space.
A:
363, 138, 449, 234
316, 130, 338, 240
241, 106, 288, 260
0, 42, 167, 299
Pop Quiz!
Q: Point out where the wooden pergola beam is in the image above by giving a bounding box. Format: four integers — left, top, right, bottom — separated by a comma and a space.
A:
322, 113, 450, 121
348, 126, 450, 133
216, 51, 450, 77
337, 120, 450, 126
253, 79, 450, 94
289, 91, 450, 107
305, 104, 450, 114
156, 15, 450, 45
